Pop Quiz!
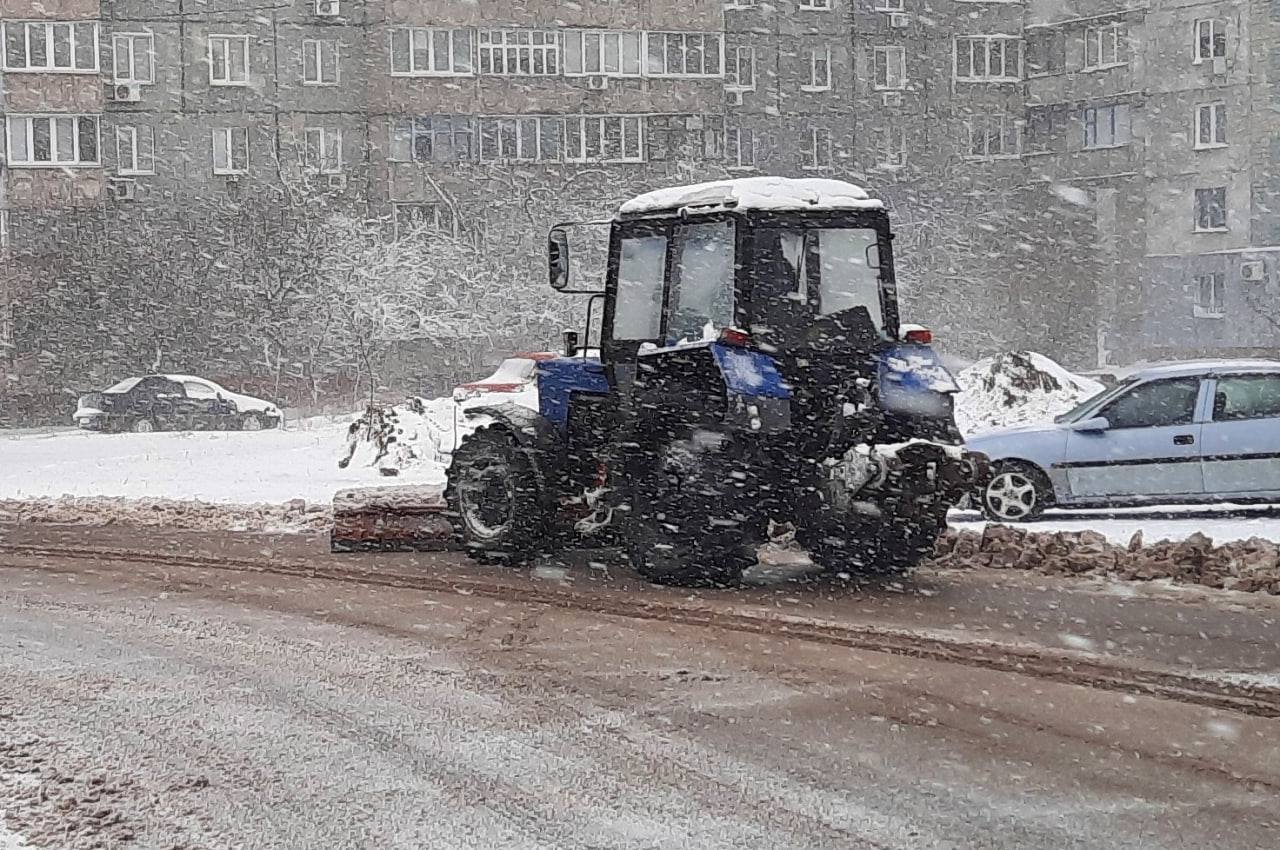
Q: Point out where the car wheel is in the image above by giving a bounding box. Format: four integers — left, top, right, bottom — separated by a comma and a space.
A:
981, 462, 1052, 522
240, 414, 263, 432
131, 417, 157, 434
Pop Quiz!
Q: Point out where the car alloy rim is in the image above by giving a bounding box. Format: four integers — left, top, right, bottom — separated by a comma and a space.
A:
134, 420, 154, 433
243, 415, 262, 431
985, 471, 1037, 520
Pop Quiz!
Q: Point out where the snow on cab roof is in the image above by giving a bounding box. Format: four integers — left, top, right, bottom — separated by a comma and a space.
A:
619, 177, 883, 216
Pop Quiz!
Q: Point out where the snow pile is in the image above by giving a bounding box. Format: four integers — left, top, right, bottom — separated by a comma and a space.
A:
0, 496, 331, 533
955, 351, 1104, 435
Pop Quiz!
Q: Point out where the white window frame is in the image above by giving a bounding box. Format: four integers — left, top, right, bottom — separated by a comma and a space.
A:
111, 32, 154, 84
724, 0, 759, 8
0, 210, 8, 250
802, 127, 832, 170
798, 0, 831, 9
208, 34, 250, 86
874, 125, 907, 168
478, 116, 563, 162
954, 35, 1021, 82
302, 38, 340, 86
1193, 272, 1225, 318
725, 126, 755, 170
478, 29, 559, 76
212, 127, 250, 175
873, 45, 906, 90
562, 30, 642, 77
964, 114, 1021, 160
1082, 103, 1130, 149
1194, 187, 1228, 232
315, 0, 340, 14
303, 127, 343, 174
644, 32, 723, 78
802, 46, 832, 91
389, 27, 474, 77
563, 115, 645, 163
875, 0, 905, 10
1, 21, 100, 73
1193, 19, 1226, 63
5, 114, 101, 167
726, 45, 756, 90
1083, 23, 1125, 71
115, 125, 155, 175
1194, 102, 1227, 149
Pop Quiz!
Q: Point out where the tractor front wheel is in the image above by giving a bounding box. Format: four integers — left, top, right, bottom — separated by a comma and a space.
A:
445, 425, 545, 563
799, 509, 946, 576
624, 431, 756, 588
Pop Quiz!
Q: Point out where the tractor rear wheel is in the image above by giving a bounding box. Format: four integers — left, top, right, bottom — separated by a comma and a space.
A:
445, 425, 545, 563
624, 431, 756, 588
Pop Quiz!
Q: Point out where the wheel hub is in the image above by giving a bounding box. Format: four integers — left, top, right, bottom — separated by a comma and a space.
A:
985, 471, 1037, 520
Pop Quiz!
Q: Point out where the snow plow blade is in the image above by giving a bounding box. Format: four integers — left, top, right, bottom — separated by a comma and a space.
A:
330, 485, 456, 552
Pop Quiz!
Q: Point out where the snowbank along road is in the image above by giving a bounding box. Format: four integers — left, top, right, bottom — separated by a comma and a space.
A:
1, 525, 1278, 849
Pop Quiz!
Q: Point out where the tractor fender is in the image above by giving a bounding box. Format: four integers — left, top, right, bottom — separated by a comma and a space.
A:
460, 403, 566, 509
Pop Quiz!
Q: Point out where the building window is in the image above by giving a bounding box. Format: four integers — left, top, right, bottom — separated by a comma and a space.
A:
1, 21, 98, 72
1194, 187, 1227, 231
478, 30, 559, 75
1193, 273, 1225, 318
1083, 23, 1126, 70
564, 115, 644, 163
5, 115, 100, 166
1195, 102, 1227, 148
1083, 103, 1130, 149
876, 0, 905, 10
954, 36, 1021, 81
0, 301, 12, 358
874, 125, 907, 168
563, 30, 642, 76
479, 116, 562, 162
208, 35, 250, 85
304, 127, 342, 173
393, 202, 456, 237
964, 114, 1019, 159
802, 127, 832, 169
112, 33, 154, 84
726, 45, 755, 90
645, 32, 723, 77
803, 47, 831, 90
303, 39, 339, 85
0, 210, 8, 250
1026, 30, 1065, 76
390, 115, 475, 163
725, 126, 755, 169
873, 46, 906, 90
1194, 19, 1226, 63
115, 125, 155, 174
724, 0, 759, 8
212, 127, 249, 174
798, 0, 831, 8
1026, 106, 1066, 154
389, 28, 474, 76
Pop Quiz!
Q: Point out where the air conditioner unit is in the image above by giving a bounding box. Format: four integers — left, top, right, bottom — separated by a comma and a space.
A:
108, 83, 142, 103
881, 90, 903, 107
1240, 260, 1266, 281
315, 0, 339, 16
587, 74, 609, 91
726, 88, 744, 106
890, 13, 909, 28
108, 178, 137, 201
326, 173, 348, 191
1212, 56, 1227, 75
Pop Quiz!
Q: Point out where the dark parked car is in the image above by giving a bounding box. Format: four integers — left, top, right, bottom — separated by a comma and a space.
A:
73, 374, 282, 433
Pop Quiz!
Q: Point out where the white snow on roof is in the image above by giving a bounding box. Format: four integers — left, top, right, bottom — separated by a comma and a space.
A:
619, 177, 883, 216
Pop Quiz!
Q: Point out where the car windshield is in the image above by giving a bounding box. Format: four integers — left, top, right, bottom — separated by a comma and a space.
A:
102, 377, 144, 394
1053, 378, 1135, 423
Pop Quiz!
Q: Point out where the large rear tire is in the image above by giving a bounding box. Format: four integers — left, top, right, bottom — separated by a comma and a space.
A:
799, 509, 946, 576
624, 431, 756, 588
445, 425, 546, 563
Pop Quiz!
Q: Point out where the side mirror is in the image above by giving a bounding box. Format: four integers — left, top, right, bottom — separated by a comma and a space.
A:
548, 227, 570, 291
1070, 416, 1110, 433
562, 329, 580, 357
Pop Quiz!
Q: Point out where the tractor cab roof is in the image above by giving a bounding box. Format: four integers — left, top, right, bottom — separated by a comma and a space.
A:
617, 176, 884, 220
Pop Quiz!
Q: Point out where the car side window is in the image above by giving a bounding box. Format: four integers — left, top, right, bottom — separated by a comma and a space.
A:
153, 379, 185, 399
183, 381, 218, 400
1101, 377, 1200, 429
1213, 374, 1280, 422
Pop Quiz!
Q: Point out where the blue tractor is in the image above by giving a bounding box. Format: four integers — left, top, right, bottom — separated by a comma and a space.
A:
445, 177, 987, 585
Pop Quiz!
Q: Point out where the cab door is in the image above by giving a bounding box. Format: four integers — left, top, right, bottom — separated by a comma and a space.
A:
602, 221, 671, 391
1060, 376, 1207, 499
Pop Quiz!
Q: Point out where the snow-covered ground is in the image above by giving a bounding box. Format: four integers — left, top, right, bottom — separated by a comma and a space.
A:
0, 418, 444, 506
950, 504, 1280, 545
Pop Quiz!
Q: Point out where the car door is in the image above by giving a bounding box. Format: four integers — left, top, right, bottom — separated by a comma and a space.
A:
1059, 376, 1206, 499
1199, 372, 1280, 497
150, 378, 191, 429
182, 380, 226, 429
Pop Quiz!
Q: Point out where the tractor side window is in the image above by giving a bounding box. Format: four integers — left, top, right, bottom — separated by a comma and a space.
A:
817, 228, 883, 328
670, 221, 735, 342
614, 234, 667, 340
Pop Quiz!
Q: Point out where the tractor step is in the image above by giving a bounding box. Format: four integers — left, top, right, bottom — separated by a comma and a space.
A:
330, 485, 457, 552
